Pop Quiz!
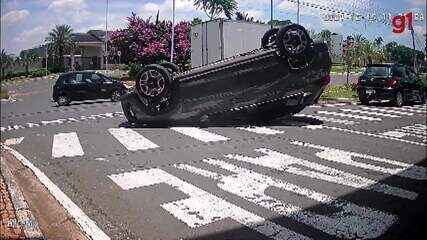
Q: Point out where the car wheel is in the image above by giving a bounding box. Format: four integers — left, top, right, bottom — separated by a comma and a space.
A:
122, 103, 138, 124
57, 96, 70, 106
261, 28, 279, 49
159, 62, 180, 74
393, 91, 404, 107
111, 90, 122, 102
420, 89, 426, 104
276, 24, 312, 58
359, 96, 370, 105
136, 64, 178, 115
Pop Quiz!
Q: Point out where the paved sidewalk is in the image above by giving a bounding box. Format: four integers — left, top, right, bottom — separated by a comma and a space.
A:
0, 157, 44, 240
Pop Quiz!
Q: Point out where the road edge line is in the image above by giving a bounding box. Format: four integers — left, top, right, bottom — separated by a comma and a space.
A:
2, 145, 110, 240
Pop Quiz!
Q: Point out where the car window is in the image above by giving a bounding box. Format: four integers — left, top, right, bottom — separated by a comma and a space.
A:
363, 66, 391, 77
91, 74, 102, 82
66, 73, 85, 84
393, 67, 407, 78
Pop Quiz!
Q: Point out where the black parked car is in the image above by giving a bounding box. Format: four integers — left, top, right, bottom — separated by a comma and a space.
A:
357, 64, 426, 106
121, 24, 332, 124
52, 71, 127, 106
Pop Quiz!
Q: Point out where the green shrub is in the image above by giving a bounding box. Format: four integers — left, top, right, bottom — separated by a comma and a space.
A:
0, 88, 9, 99
128, 63, 143, 80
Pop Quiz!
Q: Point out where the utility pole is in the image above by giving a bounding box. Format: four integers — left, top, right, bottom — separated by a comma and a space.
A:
297, 0, 300, 24
105, 0, 109, 72
270, 0, 273, 29
170, 0, 175, 63
410, 27, 416, 72
45, 44, 48, 76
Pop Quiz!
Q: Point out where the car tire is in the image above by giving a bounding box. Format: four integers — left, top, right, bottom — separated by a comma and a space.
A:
111, 90, 122, 102
276, 24, 311, 58
57, 95, 70, 106
136, 64, 178, 115
359, 96, 370, 105
420, 89, 426, 104
159, 62, 180, 74
393, 91, 404, 107
261, 28, 279, 49
122, 102, 138, 124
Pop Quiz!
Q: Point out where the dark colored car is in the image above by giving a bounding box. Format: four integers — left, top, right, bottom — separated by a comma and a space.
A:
357, 64, 426, 106
52, 71, 127, 106
121, 24, 332, 124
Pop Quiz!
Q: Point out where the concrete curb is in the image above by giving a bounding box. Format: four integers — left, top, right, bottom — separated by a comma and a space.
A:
1, 157, 45, 239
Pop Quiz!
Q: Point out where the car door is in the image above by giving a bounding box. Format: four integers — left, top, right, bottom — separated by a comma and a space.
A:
67, 73, 95, 100
93, 73, 115, 98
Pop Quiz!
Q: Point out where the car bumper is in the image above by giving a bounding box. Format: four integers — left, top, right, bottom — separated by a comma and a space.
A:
357, 87, 396, 101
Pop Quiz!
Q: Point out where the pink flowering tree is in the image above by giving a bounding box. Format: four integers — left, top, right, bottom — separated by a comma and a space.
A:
109, 13, 191, 69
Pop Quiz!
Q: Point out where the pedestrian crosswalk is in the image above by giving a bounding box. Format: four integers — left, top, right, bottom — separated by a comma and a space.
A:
52, 132, 84, 158
108, 128, 159, 151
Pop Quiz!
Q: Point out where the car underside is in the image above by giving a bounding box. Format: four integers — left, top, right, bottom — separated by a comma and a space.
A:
121, 24, 332, 125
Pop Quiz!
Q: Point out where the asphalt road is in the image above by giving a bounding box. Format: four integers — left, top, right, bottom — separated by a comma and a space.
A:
1, 78, 426, 240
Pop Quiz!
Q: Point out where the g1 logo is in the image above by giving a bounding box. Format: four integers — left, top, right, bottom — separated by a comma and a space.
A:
392, 12, 413, 33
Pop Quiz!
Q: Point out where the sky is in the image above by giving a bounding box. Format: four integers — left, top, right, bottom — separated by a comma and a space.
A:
1, 0, 426, 55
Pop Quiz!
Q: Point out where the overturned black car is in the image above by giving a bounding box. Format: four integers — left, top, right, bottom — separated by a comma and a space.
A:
121, 24, 332, 125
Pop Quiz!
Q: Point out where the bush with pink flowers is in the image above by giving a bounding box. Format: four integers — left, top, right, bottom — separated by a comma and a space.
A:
109, 13, 191, 70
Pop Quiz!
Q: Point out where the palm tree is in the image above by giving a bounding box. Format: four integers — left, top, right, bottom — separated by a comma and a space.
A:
45, 24, 75, 70
318, 30, 332, 49
193, 0, 237, 20
19, 50, 39, 73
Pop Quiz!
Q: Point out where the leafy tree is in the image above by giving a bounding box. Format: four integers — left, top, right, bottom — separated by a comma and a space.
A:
267, 19, 292, 27
109, 13, 191, 69
193, 0, 237, 20
191, 17, 203, 26
235, 11, 254, 22
385, 41, 425, 69
0, 49, 14, 79
45, 25, 75, 71
19, 50, 39, 73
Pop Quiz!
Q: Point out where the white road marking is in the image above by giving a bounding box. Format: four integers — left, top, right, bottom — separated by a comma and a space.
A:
226, 148, 417, 199
52, 132, 84, 158
108, 128, 159, 151
358, 106, 414, 116
4, 137, 24, 146
401, 126, 427, 136
237, 126, 284, 135
3, 145, 110, 240
291, 141, 427, 181
389, 106, 426, 114
109, 168, 309, 240
324, 103, 347, 107
305, 125, 427, 146
381, 131, 408, 138
0, 112, 124, 132
339, 108, 400, 118
176, 160, 396, 239
171, 127, 229, 143
295, 114, 358, 125
317, 111, 382, 121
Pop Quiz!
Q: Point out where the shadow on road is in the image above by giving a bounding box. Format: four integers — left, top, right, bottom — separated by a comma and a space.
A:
118, 115, 323, 129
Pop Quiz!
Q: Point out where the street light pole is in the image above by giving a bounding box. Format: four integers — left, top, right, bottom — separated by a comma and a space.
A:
105, 0, 109, 71
170, 0, 175, 63
270, 0, 273, 29
297, 0, 300, 24
45, 44, 48, 76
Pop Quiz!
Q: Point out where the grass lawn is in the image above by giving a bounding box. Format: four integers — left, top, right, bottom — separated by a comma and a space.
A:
321, 84, 358, 100
0, 88, 9, 99
331, 65, 364, 74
